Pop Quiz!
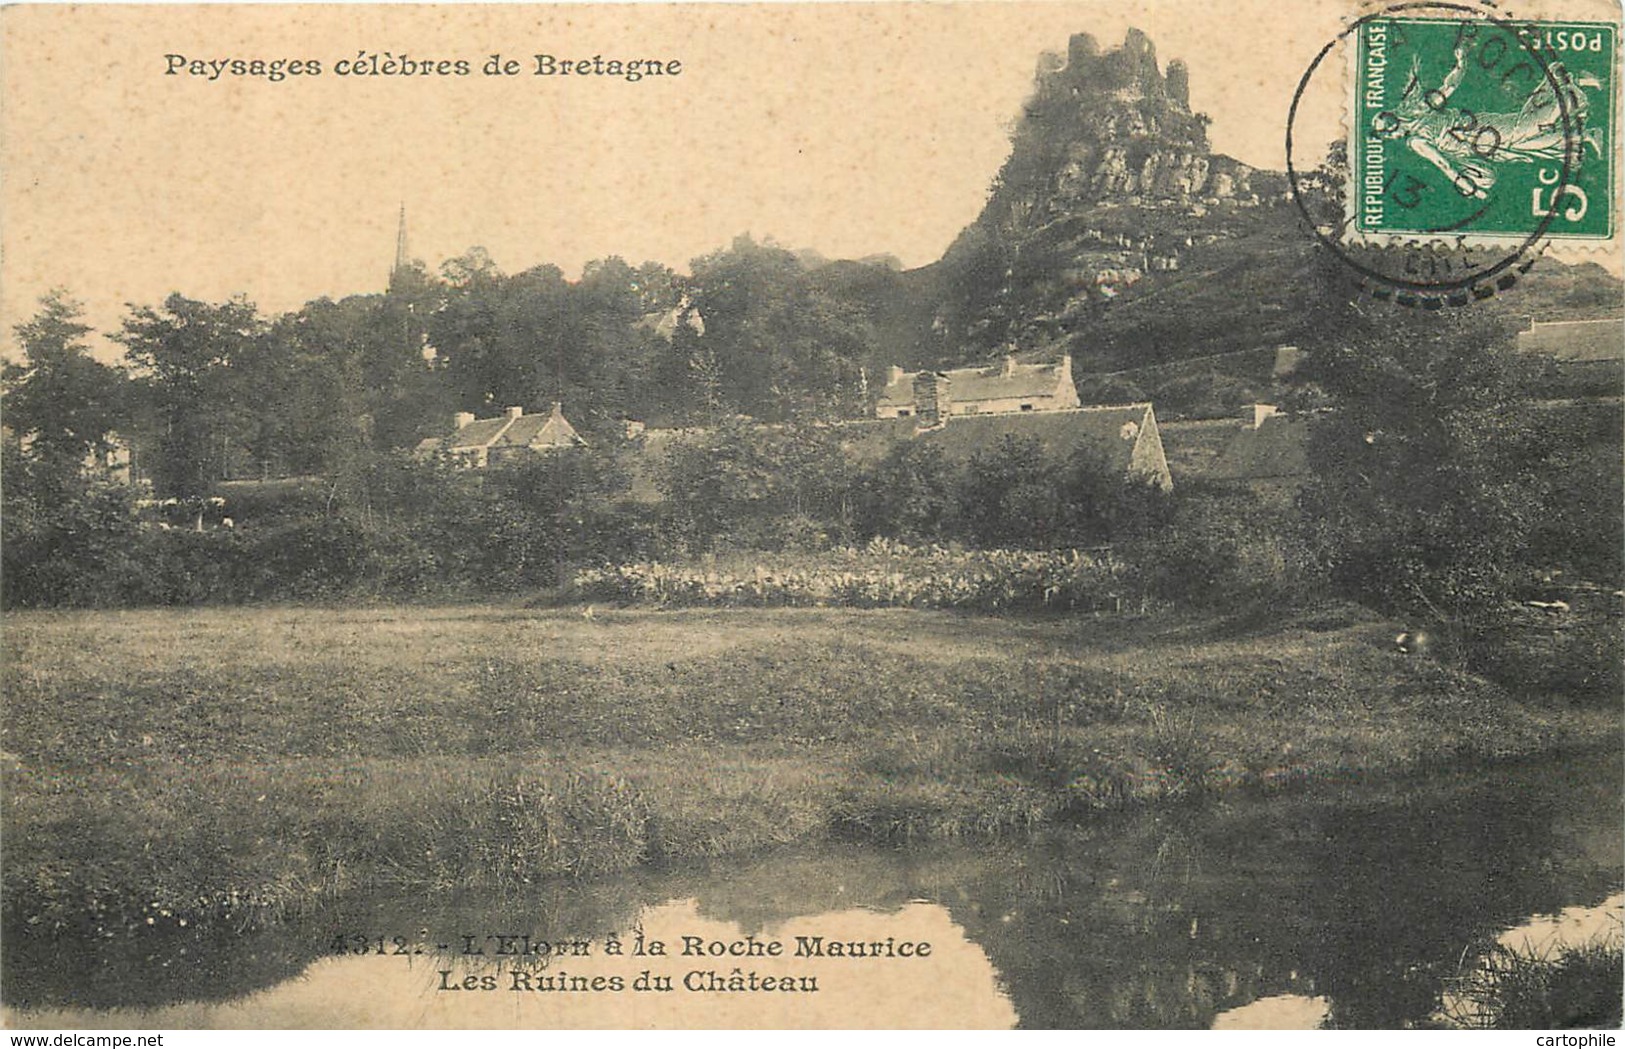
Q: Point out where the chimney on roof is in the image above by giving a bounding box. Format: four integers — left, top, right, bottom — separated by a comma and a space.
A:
1001, 354, 1017, 378
913, 371, 951, 426
505, 406, 524, 419
454, 411, 476, 430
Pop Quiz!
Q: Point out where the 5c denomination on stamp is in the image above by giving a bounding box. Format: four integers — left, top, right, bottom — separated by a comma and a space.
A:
1352, 14, 1616, 241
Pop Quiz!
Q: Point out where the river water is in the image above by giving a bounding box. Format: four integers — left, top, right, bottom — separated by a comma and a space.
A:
5, 748, 1620, 1029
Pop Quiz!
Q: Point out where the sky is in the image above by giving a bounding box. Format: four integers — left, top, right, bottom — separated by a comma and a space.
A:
1, 0, 1617, 361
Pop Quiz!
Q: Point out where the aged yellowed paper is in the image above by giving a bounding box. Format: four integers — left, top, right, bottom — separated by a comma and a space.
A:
2, 0, 1621, 1032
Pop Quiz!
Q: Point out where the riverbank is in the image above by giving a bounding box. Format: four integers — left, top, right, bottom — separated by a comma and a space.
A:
3, 602, 1618, 934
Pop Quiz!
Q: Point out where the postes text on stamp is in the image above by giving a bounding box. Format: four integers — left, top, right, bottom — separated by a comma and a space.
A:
1351, 15, 1616, 241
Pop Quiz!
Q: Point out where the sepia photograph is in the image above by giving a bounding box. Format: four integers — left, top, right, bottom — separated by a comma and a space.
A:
1, 0, 1621, 1032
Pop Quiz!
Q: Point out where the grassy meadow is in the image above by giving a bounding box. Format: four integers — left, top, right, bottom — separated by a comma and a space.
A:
3, 601, 1617, 934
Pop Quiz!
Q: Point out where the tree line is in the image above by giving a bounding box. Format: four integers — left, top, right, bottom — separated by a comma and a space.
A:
2, 234, 905, 504
0, 415, 1173, 608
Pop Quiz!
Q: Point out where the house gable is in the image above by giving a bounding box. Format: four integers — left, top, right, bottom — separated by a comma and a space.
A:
876, 355, 1079, 419
843, 402, 1172, 491
418, 404, 585, 467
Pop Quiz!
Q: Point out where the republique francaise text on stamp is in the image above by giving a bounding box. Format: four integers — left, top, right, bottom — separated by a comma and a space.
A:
1350, 13, 1616, 241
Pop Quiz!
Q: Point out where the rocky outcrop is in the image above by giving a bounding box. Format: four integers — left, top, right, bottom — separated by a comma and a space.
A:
933, 28, 1276, 357
904, 27, 1622, 377
1018, 30, 1242, 209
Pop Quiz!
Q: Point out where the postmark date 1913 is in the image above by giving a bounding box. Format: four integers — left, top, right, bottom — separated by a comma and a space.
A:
1352, 16, 1616, 241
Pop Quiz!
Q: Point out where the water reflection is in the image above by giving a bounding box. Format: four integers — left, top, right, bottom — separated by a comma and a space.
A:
4, 899, 1015, 1029
1435, 892, 1625, 1028
5, 748, 1620, 1029
1496, 892, 1625, 956
1212, 994, 1330, 1029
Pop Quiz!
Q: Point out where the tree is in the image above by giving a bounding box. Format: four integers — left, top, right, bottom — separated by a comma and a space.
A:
2, 291, 126, 481
367, 265, 446, 451
427, 248, 514, 414
570, 257, 673, 427
1296, 302, 1550, 625
956, 435, 1067, 548
117, 293, 263, 498
685, 235, 877, 421
2, 295, 143, 607
853, 440, 955, 543
234, 302, 370, 479
425, 250, 691, 432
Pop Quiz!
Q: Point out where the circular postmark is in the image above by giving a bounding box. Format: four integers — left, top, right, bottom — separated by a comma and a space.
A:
1285, 1, 1601, 305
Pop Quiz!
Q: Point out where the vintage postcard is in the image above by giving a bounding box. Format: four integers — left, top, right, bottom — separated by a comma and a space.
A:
2, 0, 1621, 1034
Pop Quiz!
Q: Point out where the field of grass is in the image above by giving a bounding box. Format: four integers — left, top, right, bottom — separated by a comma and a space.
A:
3, 601, 1617, 935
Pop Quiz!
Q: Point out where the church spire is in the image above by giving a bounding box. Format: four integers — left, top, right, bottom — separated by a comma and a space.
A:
391, 203, 410, 286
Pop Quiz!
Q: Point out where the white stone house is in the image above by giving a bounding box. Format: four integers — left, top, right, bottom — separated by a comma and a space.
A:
874, 355, 1081, 420
415, 403, 586, 468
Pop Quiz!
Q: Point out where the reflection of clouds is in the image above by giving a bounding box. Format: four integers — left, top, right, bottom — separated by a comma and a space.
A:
1212, 993, 1330, 1030
7, 899, 1016, 1030
1496, 891, 1625, 957
1435, 892, 1624, 1028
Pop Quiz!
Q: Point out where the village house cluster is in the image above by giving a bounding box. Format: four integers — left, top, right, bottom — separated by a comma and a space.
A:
346, 313, 1625, 502
409, 348, 1178, 495
47, 213, 1620, 508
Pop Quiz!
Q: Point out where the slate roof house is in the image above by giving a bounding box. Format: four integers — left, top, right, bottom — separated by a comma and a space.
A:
415, 403, 585, 468
1517, 318, 1623, 377
1208, 407, 1311, 485
875, 355, 1081, 419
844, 401, 1174, 492
620, 401, 1174, 501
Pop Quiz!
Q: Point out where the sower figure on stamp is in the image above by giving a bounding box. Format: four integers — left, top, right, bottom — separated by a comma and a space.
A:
1376, 44, 1605, 200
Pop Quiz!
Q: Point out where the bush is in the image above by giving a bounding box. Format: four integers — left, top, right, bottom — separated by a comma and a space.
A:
1297, 314, 1555, 626
138, 529, 253, 604
955, 435, 1171, 550
957, 436, 1067, 548
570, 542, 1135, 612
1, 443, 155, 608
851, 441, 954, 544
1125, 484, 1319, 610
243, 519, 375, 599
657, 420, 856, 553
1440, 937, 1624, 1029
1, 443, 658, 608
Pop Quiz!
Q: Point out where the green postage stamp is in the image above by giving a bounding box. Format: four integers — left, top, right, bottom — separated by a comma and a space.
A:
1351, 15, 1617, 240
